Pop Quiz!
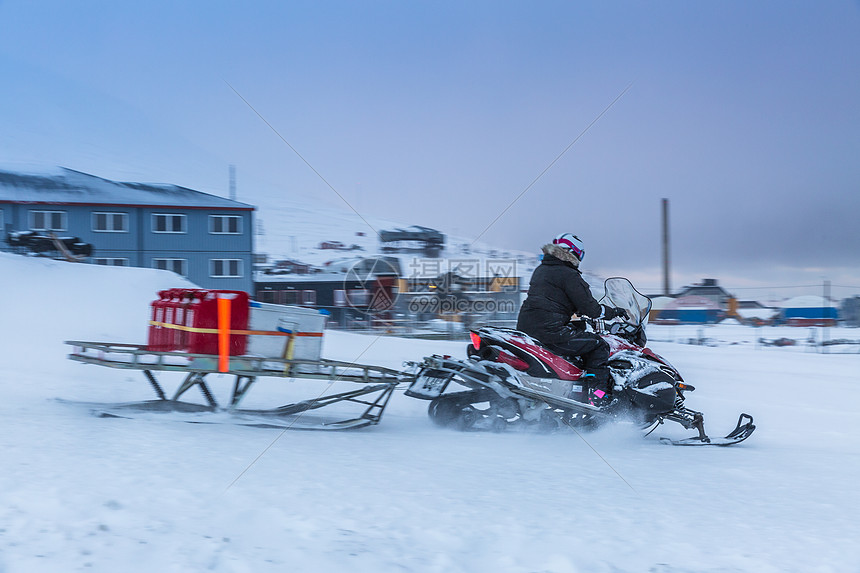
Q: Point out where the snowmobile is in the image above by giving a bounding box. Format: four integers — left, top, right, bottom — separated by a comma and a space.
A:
404, 277, 755, 446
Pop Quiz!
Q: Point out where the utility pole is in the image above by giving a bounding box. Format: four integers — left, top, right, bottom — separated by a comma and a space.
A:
662, 198, 671, 296
823, 279, 830, 354
229, 165, 237, 201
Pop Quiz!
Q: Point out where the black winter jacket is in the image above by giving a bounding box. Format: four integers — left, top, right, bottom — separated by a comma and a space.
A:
516, 250, 602, 344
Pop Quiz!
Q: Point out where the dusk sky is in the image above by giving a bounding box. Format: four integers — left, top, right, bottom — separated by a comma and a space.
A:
1, 1, 858, 297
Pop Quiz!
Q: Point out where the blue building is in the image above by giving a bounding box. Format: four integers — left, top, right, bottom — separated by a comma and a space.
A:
780, 296, 839, 326
660, 295, 722, 324
0, 168, 255, 293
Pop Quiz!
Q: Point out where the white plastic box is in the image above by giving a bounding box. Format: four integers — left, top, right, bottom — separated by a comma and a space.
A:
246, 302, 327, 371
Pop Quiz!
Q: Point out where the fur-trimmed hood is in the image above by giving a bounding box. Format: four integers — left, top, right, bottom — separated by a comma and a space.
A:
541, 243, 580, 267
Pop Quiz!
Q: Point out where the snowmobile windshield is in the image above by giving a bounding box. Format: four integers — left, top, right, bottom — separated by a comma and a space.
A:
599, 277, 652, 328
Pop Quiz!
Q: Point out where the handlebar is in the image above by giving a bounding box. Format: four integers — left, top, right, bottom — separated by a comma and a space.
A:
575, 316, 640, 337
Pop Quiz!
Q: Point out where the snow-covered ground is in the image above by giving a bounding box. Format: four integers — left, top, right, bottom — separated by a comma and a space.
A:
648, 321, 860, 353
2, 251, 859, 572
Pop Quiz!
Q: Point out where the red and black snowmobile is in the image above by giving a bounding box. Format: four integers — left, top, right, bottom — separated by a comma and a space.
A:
405, 277, 755, 446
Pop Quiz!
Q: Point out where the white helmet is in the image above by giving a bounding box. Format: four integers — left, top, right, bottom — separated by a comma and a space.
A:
552, 232, 585, 262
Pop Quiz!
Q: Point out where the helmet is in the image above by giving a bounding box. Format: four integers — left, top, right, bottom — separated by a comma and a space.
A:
552, 232, 585, 262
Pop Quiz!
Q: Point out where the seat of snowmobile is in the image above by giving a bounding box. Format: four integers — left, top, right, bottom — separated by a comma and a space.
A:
474, 327, 587, 379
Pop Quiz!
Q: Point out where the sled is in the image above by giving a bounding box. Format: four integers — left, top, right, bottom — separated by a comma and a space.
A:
65, 340, 403, 430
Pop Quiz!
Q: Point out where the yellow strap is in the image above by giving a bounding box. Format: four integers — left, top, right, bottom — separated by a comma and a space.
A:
282, 332, 297, 376
149, 321, 323, 337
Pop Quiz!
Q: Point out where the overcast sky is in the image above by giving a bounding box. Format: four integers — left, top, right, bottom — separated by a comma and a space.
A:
1, 1, 858, 296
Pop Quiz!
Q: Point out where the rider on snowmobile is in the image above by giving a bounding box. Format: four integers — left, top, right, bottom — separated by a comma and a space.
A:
516, 233, 628, 406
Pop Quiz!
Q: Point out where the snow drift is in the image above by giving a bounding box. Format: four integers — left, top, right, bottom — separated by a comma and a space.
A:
1, 251, 859, 572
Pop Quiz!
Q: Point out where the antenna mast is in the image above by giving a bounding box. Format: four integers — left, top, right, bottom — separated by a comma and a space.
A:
662, 198, 671, 296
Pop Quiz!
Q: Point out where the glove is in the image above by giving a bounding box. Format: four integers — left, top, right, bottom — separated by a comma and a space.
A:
603, 305, 629, 320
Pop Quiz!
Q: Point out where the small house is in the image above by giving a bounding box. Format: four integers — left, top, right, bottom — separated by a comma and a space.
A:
780, 295, 838, 326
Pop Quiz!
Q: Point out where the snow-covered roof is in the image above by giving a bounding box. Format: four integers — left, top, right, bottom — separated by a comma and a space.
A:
255, 252, 538, 283
255, 271, 347, 283
664, 295, 721, 311
649, 296, 675, 311
780, 295, 837, 309
678, 285, 730, 297
0, 168, 253, 210
737, 308, 780, 320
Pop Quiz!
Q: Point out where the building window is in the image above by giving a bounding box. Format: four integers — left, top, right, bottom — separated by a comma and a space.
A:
153, 258, 188, 276
93, 258, 129, 267
302, 290, 317, 306
210, 215, 242, 234
93, 212, 129, 232
152, 213, 186, 233
257, 290, 278, 303
333, 290, 347, 307
282, 290, 299, 305
30, 210, 67, 231
211, 258, 243, 278
348, 289, 370, 306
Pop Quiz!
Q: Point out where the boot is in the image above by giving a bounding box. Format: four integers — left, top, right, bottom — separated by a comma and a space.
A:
582, 369, 613, 408
587, 387, 613, 408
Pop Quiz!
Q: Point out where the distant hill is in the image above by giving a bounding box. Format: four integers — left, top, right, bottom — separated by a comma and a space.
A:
252, 196, 539, 275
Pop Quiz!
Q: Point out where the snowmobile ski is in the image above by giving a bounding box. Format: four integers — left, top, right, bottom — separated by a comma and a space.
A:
659, 413, 755, 446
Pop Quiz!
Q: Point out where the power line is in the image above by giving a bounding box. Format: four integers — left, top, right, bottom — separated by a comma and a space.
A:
635, 284, 860, 292
725, 284, 827, 290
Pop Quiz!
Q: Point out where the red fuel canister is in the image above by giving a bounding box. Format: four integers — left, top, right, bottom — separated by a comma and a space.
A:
187, 290, 250, 356
165, 288, 182, 351
173, 289, 196, 352
147, 290, 170, 351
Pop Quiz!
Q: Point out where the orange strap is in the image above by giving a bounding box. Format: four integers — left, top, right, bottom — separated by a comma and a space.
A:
217, 297, 230, 373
